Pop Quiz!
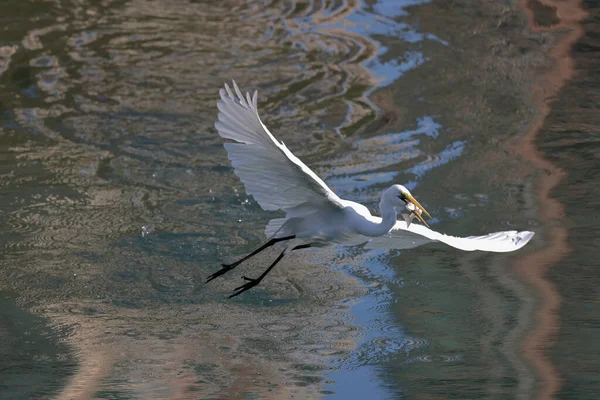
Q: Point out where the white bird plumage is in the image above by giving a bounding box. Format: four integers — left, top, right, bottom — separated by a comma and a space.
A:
208, 81, 534, 297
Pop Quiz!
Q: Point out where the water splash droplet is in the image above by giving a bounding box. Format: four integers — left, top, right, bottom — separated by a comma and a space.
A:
141, 224, 153, 237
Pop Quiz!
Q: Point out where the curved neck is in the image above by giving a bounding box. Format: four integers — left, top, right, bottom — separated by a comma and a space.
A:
358, 196, 398, 237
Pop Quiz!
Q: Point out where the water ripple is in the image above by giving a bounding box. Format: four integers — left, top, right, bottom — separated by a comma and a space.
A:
0, 0, 528, 398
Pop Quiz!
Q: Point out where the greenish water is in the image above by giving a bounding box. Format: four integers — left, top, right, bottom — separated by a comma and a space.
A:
0, 0, 596, 399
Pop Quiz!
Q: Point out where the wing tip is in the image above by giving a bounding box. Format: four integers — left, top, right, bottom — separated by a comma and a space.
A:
218, 80, 259, 111
514, 230, 535, 249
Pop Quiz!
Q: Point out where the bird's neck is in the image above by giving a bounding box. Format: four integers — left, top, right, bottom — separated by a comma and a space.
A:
359, 197, 398, 237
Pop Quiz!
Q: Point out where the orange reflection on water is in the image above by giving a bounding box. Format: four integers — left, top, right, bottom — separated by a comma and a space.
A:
515, 0, 587, 399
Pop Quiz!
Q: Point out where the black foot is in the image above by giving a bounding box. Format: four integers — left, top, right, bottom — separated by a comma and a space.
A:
228, 276, 262, 298
206, 263, 239, 283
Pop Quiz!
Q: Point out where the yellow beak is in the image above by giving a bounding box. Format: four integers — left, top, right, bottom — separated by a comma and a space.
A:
406, 194, 431, 228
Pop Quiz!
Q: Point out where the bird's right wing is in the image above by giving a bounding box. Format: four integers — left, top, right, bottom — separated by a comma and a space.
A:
216, 81, 343, 215
365, 220, 534, 252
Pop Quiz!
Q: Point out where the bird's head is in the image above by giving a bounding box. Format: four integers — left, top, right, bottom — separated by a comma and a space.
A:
384, 184, 432, 227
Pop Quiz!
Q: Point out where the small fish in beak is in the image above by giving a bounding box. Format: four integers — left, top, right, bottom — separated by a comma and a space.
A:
402, 202, 430, 228
403, 193, 431, 228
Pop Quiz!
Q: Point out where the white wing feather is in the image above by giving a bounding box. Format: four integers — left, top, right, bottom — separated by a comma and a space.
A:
216, 81, 534, 253
216, 81, 343, 214
365, 220, 534, 252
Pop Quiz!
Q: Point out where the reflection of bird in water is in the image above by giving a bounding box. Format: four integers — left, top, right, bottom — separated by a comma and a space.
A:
206, 81, 534, 298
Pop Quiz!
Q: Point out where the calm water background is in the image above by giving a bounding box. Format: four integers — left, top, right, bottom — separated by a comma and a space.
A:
0, 0, 597, 399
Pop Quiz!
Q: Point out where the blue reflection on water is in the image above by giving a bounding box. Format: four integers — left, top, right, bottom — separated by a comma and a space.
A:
407, 140, 467, 178
329, 0, 447, 84
326, 365, 395, 399
289, 0, 454, 396
324, 252, 426, 397
324, 116, 465, 197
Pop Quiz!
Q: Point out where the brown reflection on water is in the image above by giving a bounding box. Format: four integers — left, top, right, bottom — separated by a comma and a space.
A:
515, 0, 586, 398
50, 300, 355, 399
42, 247, 368, 399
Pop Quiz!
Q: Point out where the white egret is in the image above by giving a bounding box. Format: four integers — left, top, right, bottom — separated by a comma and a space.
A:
207, 81, 534, 298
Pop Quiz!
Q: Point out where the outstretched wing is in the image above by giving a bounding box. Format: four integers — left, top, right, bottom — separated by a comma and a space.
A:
216, 81, 343, 215
365, 220, 534, 252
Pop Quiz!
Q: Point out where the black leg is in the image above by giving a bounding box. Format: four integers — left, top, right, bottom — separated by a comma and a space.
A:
290, 243, 312, 251
206, 235, 295, 283
228, 243, 313, 298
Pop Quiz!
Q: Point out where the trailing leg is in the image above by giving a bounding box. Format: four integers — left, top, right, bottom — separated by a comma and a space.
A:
228, 243, 313, 298
206, 235, 295, 283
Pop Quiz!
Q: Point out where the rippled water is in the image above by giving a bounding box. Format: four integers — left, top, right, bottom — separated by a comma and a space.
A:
0, 0, 596, 398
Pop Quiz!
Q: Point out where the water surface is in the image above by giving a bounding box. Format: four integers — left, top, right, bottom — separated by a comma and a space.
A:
0, 0, 595, 398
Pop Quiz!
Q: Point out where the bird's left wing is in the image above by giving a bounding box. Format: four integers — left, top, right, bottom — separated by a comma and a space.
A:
365, 220, 534, 252
215, 81, 343, 214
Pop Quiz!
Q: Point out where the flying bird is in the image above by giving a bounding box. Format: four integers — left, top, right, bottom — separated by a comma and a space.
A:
207, 81, 534, 298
